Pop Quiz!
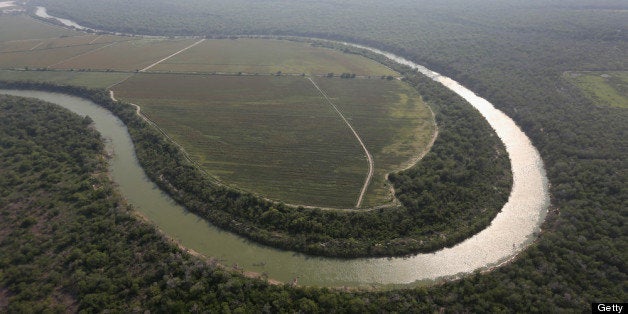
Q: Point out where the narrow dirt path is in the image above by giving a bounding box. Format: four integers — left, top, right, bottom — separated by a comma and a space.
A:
308, 77, 374, 208
139, 39, 204, 72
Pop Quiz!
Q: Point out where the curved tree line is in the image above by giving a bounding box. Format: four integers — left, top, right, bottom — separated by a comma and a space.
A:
0, 75, 510, 258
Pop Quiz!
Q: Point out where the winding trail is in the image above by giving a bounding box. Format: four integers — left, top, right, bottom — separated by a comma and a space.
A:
308, 77, 374, 208
139, 39, 205, 72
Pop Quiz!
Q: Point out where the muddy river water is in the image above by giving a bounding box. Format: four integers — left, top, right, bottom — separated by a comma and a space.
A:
3, 7, 549, 288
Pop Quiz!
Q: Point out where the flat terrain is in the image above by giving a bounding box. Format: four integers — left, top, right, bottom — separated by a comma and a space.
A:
114, 74, 365, 207
0, 69, 131, 88
50, 38, 197, 71
0, 15, 79, 41
314, 78, 434, 207
0, 14, 435, 208
151, 38, 398, 76
113, 74, 433, 208
564, 71, 628, 108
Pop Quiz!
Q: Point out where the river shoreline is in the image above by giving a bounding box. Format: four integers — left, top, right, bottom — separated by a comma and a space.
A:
1, 7, 550, 287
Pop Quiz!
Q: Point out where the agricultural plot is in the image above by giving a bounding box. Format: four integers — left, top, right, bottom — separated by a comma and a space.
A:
0, 69, 131, 88
0, 15, 79, 41
0, 42, 109, 68
151, 38, 398, 76
0, 34, 125, 53
49, 38, 198, 71
565, 71, 628, 108
114, 74, 366, 208
313, 78, 435, 207
113, 74, 434, 208
0, 15, 435, 208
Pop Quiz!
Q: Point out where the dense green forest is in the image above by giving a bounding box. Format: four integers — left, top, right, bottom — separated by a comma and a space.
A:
0, 95, 436, 312
0, 93, 621, 313
7, 0, 628, 310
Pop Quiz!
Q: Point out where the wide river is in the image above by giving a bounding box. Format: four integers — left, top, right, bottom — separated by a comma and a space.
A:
4, 7, 549, 288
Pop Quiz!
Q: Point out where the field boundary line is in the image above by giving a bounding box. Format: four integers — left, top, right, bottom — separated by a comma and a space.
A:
308, 77, 374, 208
88, 34, 103, 44
29, 41, 44, 50
139, 39, 205, 72
46, 41, 118, 68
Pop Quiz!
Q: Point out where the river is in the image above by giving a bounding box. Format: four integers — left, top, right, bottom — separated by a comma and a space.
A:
2, 8, 549, 288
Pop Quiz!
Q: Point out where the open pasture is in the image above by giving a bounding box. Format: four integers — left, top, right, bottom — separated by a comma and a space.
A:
50, 38, 198, 71
113, 73, 434, 208
565, 71, 628, 108
0, 69, 131, 88
151, 38, 398, 76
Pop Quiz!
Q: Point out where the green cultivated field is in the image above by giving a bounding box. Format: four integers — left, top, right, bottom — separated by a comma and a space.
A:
114, 74, 365, 207
565, 71, 628, 108
0, 15, 79, 41
314, 78, 434, 207
0, 42, 109, 68
0, 69, 131, 88
152, 38, 398, 76
50, 38, 197, 71
114, 74, 433, 208
0, 14, 435, 208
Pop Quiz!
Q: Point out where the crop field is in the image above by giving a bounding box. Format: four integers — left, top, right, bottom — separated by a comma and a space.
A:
0, 34, 126, 53
113, 74, 434, 208
114, 74, 365, 207
313, 78, 435, 207
49, 38, 197, 71
0, 14, 435, 208
0, 15, 79, 41
0, 69, 131, 88
151, 38, 398, 76
0, 42, 110, 68
565, 71, 628, 108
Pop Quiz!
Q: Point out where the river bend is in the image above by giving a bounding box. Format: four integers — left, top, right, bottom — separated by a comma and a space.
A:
4, 6, 550, 288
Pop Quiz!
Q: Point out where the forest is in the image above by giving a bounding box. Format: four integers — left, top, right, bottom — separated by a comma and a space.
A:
2, 0, 627, 311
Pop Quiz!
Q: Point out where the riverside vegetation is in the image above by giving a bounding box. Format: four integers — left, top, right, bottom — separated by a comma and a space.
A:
3, 0, 626, 310
0, 79, 511, 258
0, 95, 437, 312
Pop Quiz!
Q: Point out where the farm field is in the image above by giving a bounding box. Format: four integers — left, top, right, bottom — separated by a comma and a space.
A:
0, 34, 126, 53
313, 78, 434, 207
0, 69, 130, 88
0, 14, 435, 208
565, 71, 628, 108
0, 15, 79, 41
0, 42, 110, 68
151, 38, 398, 76
113, 74, 434, 208
113, 74, 365, 208
49, 38, 197, 71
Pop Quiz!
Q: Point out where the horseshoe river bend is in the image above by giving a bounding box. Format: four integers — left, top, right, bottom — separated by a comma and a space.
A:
0, 33, 549, 289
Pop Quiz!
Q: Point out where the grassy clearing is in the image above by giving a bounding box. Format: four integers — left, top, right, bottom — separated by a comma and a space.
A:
0, 69, 131, 88
314, 78, 435, 207
50, 38, 198, 71
0, 15, 79, 41
152, 38, 398, 76
114, 73, 433, 208
564, 71, 628, 108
